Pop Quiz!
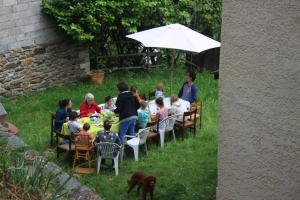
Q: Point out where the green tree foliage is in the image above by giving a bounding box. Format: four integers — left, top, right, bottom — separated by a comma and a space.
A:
42, 0, 221, 41
42, 0, 221, 68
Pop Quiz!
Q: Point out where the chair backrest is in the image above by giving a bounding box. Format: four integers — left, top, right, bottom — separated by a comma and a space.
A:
191, 102, 202, 111
168, 114, 181, 129
51, 114, 55, 133
138, 127, 151, 145
183, 109, 197, 122
148, 91, 156, 100
157, 117, 167, 133
99, 103, 105, 110
112, 97, 117, 104
96, 142, 120, 158
76, 134, 93, 146
75, 135, 92, 150
160, 115, 177, 131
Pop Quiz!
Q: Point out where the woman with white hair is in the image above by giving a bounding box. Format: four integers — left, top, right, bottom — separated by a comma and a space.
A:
79, 93, 101, 117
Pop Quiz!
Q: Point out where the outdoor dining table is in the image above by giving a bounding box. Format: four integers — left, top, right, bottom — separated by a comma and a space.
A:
147, 97, 191, 115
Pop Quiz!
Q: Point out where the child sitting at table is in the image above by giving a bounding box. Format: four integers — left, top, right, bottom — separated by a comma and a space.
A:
104, 96, 114, 111
137, 100, 150, 130
169, 94, 184, 121
130, 86, 142, 102
77, 123, 93, 145
155, 97, 168, 123
96, 120, 120, 145
95, 120, 121, 166
68, 111, 82, 134
155, 82, 164, 99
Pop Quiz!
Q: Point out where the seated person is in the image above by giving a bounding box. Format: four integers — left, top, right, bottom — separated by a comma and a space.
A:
54, 99, 72, 132
77, 123, 93, 145
80, 93, 101, 117
104, 96, 115, 111
95, 120, 121, 145
155, 97, 168, 123
178, 72, 197, 103
169, 95, 185, 121
137, 100, 150, 130
130, 86, 142, 102
95, 120, 121, 167
155, 82, 164, 99
68, 111, 82, 134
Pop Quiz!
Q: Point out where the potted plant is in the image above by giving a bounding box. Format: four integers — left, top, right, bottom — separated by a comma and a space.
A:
90, 68, 105, 84
89, 45, 105, 85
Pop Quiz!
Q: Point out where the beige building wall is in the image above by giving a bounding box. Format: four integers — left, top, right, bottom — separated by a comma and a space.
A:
0, 0, 90, 98
218, 1, 300, 200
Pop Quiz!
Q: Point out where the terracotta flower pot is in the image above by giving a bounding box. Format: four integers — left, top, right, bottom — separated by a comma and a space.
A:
90, 69, 105, 85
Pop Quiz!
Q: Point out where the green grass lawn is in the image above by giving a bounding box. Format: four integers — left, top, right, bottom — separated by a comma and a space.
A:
2, 68, 218, 200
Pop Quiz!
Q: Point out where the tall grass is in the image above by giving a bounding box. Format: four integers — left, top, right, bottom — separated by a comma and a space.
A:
0, 142, 67, 199
2, 67, 218, 200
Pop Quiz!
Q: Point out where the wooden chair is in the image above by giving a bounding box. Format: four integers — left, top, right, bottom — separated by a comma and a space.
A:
73, 135, 94, 173
56, 123, 76, 165
175, 109, 197, 140
51, 114, 57, 146
140, 93, 147, 100
191, 102, 203, 129
147, 119, 162, 147
148, 91, 156, 100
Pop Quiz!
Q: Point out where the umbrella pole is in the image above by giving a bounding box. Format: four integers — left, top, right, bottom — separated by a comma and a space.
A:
170, 49, 176, 94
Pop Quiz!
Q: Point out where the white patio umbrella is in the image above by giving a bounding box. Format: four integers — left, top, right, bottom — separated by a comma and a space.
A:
126, 23, 221, 93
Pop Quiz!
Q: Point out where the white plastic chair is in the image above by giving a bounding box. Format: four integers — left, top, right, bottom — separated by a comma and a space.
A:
125, 127, 151, 161
156, 118, 167, 148
98, 103, 105, 110
155, 115, 180, 148
95, 142, 121, 176
165, 115, 181, 143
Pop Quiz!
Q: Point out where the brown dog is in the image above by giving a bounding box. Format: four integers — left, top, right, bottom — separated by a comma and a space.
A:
128, 172, 157, 200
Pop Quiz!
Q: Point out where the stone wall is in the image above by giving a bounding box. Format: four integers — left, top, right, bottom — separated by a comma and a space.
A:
0, 0, 90, 98
0, 0, 61, 52
218, 0, 300, 200
0, 43, 90, 97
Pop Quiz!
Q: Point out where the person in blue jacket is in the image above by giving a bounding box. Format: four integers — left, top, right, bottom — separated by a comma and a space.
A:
178, 72, 198, 103
54, 99, 72, 132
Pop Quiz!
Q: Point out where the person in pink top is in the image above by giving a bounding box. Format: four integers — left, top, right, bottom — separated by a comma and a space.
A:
155, 97, 168, 122
78, 123, 93, 145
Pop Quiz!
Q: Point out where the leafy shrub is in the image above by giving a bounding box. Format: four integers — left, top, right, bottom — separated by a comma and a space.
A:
41, 0, 221, 70
0, 145, 68, 200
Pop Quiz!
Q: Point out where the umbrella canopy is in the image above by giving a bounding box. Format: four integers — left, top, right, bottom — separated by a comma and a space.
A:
126, 23, 221, 93
126, 23, 221, 53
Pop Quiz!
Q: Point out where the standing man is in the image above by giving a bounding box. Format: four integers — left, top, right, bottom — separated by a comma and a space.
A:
178, 72, 198, 103
114, 82, 140, 144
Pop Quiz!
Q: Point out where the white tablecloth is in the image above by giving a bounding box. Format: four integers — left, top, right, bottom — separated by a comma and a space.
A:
147, 97, 190, 115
